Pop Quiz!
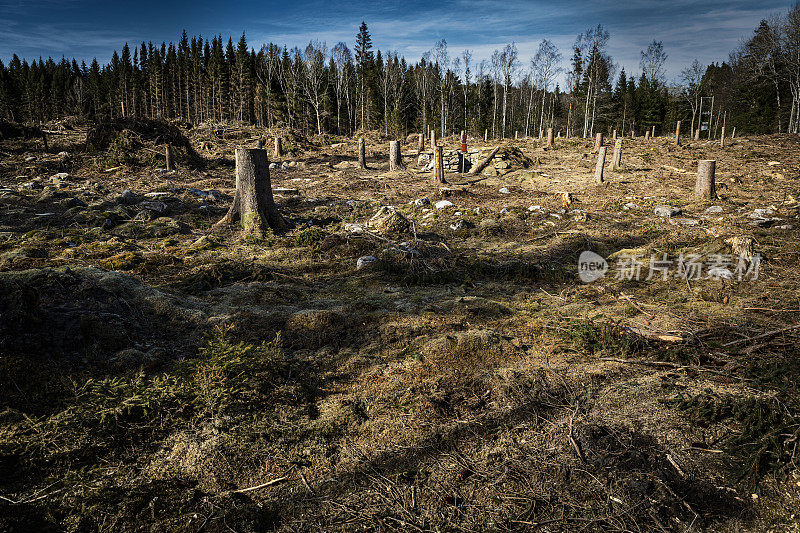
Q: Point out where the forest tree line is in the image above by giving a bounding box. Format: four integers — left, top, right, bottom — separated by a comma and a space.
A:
2, 6, 800, 140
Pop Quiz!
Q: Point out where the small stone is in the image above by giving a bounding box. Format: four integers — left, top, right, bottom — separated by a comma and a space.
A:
357, 256, 378, 270
750, 208, 775, 219
413, 196, 430, 207
499, 187, 510, 194
269, 162, 279, 169
623, 202, 640, 210
670, 217, 700, 226
118, 189, 139, 205
654, 205, 681, 217
435, 200, 453, 210
139, 200, 169, 214
704, 206, 723, 213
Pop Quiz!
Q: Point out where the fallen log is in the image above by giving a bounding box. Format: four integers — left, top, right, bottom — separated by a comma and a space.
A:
468, 145, 501, 175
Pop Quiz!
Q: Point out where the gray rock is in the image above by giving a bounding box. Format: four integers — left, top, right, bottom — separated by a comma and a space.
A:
499, 187, 510, 194
118, 189, 139, 205
269, 162, 279, 169
654, 205, 682, 217
413, 196, 430, 207
357, 256, 378, 270
704, 206, 723, 213
435, 200, 454, 210
750, 208, 775, 219
139, 200, 169, 214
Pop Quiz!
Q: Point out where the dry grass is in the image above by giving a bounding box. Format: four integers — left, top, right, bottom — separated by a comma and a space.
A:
1, 125, 800, 531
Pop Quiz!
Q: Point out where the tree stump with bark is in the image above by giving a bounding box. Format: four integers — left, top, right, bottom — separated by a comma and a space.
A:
674, 120, 681, 147
417, 133, 424, 154
593, 132, 603, 153
274, 137, 283, 158
389, 140, 404, 170
595, 146, 607, 184
165, 144, 174, 171
358, 138, 367, 169
546, 128, 554, 149
433, 145, 446, 184
612, 139, 622, 170
694, 160, 716, 199
216, 148, 285, 236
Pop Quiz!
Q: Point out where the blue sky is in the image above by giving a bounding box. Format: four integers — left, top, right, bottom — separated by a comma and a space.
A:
0, 0, 789, 85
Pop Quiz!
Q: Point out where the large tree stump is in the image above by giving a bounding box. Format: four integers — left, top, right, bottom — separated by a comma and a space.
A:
433, 145, 446, 184
546, 127, 554, 149
274, 137, 283, 158
417, 133, 424, 154
216, 148, 285, 236
389, 140, 404, 170
674, 120, 681, 147
358, 138, 367, 169
592, 132, 603, 153
694, 160, 716, 199
595, 146, 607, 183
165, 144, 174, 171
612, 139, 622, 170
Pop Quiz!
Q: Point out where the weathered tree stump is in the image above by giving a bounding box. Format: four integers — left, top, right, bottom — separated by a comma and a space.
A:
595, 146, 607, 183
593, 132, 603, 153
417, 133, 424, 154
274, 137, 283, 158
674, 120, 681, 147
546, 127, 554, 149
612, 139, 622, 170
515, 130, 519, 140
389, 140, 404, 170
165, 144, 174, 171
430, 129, 437, 153
358, 138, 367, 169
651, 125, 656, 137
694, 160, 716, 199
720, 126, 726, 148
645, 131, 650, 141
694, 127, 700, 141
433, 145, 446, 184
216, 148, 285, 236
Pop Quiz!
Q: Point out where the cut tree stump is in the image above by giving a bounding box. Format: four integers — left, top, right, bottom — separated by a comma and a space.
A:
274, 137, 283, 158
595, 146, 607, 184
674, 120, 681, 147
433, 145, 446, 184
546, 127, 554, 149
417, 133, 424, 154
430, 129, 437, 152
720, 126, 726, 148
165, 144, 174, 171
389, 140, 403, 170
593, 132, 603, 153
216, 148, 285, 236
612, 139, 622, 170
358, 138, 367, 169
694, 160, 716, 198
